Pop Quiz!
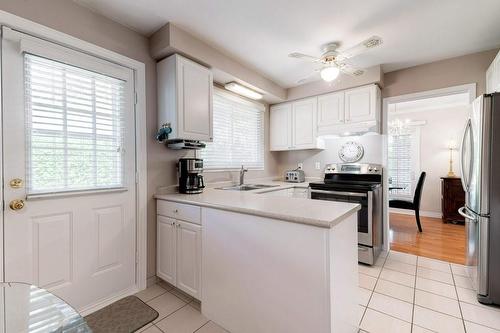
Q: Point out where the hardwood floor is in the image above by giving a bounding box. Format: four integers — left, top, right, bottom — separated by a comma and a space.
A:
389, 212, 466, 264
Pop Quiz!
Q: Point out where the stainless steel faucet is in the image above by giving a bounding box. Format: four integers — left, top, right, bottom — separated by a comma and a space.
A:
239, 165, 248, 186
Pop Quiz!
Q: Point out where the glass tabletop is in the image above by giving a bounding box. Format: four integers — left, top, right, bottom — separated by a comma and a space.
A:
0, 282, 91, 333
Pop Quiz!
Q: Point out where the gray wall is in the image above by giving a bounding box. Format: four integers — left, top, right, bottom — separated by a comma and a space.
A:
383, 49, 497, 98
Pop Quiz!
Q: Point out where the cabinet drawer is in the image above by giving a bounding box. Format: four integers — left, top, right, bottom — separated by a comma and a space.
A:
157, 200, 201, 225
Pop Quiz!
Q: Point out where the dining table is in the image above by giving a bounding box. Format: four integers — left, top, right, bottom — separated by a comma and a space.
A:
0, 282, 91, 332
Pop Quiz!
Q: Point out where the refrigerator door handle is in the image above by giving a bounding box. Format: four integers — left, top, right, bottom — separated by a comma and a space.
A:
460, 119, 472, 192
458, 206, 477, 221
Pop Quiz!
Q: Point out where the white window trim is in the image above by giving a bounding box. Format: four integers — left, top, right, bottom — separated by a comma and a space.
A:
202, 87, 266, 171
0, 11, 148, 313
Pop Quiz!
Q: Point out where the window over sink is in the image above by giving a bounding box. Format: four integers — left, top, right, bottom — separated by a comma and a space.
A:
200, 88, 265, 170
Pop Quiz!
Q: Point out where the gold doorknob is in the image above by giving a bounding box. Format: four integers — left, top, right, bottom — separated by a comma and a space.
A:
9, 178, 23, 189
9, 199, 25, 211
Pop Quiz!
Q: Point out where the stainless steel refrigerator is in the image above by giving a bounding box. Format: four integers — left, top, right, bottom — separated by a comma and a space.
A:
459, 92, 500, 305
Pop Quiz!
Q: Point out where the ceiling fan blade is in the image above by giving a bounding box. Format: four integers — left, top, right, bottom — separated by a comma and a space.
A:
338, 63, 365, 76
336, 36, 383, 61
288, 52, 321, 62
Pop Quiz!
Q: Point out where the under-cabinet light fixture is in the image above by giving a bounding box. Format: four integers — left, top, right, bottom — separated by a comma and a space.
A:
224, 82, 263, 100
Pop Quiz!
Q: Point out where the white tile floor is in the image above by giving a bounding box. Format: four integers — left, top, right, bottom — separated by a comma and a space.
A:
358, 251, 500, 333
134, 250, 500, 333
134, 280, 228, 333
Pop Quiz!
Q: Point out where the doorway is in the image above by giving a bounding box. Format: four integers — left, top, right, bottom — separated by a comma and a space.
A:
383, 84, 475, 264
1, 26, 144, 312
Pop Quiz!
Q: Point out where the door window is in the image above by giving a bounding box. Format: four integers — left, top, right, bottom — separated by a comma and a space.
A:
25, 54, 126, 194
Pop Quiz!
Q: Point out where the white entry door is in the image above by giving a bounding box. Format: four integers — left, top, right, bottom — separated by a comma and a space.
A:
2, 28, 137, 311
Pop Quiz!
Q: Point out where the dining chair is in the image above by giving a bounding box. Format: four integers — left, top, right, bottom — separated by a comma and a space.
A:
389, 172, 427, 232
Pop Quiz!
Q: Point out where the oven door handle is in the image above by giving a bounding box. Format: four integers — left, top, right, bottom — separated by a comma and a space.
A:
309, 189, 368, 197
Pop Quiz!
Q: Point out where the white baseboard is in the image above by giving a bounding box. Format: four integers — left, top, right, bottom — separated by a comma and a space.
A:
78, 285, 139, 316
389, 208, 442, 219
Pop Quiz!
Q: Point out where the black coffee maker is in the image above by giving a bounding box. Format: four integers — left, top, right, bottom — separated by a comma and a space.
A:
178, 158, 205, 194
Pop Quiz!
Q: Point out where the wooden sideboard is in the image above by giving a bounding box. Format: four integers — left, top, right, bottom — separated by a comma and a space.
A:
441, 177, 465, 224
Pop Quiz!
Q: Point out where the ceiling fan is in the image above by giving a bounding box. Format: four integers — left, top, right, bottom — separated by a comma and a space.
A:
289, 36, 383, 84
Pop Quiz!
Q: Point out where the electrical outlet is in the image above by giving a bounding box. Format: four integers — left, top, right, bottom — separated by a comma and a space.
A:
315, 162, 321, 170
297, 163, 303, 170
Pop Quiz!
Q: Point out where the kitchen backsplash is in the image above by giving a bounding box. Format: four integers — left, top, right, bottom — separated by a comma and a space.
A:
274, 134, 385, 178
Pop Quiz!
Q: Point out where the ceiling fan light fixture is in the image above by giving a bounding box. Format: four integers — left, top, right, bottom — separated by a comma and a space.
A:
320, 66, 340, 82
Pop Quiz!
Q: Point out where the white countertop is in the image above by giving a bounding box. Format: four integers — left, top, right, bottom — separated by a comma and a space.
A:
154, 180, 360, 228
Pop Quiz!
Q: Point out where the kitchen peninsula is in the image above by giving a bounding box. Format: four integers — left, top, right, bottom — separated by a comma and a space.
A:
155, 183, 361, 333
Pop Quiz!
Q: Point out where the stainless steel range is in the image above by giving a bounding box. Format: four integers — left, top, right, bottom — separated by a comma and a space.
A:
309, 163, 383, 265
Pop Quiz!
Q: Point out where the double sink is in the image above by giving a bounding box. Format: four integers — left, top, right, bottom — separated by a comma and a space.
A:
216, 184, 279, 191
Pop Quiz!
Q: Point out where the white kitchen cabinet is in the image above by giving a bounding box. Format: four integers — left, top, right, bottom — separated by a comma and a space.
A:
487, 50, 500, 93
487, 64, 494, 94
271, 84, 381, 144
269, 103, 292, 150
176, 221, 202, 299
344, 85, 379, 123
157, 216, 177, 285
157, 54, 213, 142
292, 98, 319, 149
157, 201, 202, 299
270, 99, 324, 151
317, 91, 344, 128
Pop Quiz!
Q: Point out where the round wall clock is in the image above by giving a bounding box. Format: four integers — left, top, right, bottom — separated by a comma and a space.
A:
339, 141, 364, 163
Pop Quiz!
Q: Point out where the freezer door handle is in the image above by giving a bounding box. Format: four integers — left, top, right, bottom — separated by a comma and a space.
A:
460, 119, 472, 192
458, 206, 477, 221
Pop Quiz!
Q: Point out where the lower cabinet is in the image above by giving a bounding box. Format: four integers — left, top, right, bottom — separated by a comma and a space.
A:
157, 215, 202, 299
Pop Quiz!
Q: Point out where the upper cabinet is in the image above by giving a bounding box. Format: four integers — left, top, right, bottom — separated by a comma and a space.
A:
270, 98, 324, 151
270, 103, 292, 151
157, 54, 213, 142
487, 50, 500, 94
292, 98, 319, 149
318, 91, 344, 128
318, 84, 380, 135
270, 84, 381, 151
344, 85, 378, 123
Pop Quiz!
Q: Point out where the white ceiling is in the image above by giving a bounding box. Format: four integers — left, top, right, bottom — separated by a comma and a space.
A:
74, 0, 500, 88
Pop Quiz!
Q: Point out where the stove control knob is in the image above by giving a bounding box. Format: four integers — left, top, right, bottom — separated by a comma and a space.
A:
368, 167, 373, 172
373, 168, 378, 172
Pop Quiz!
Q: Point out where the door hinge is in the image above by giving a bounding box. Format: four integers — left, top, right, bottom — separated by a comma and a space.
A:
135, 172, 140, 184
134, 92, 138, 105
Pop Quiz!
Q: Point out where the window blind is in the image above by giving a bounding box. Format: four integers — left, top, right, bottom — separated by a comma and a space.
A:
25, 54, 126, 195
200, 90, 264, 170
388, 129, 418, 197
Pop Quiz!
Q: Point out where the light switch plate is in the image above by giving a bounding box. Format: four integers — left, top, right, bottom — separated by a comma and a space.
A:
315, 162, 321, 170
